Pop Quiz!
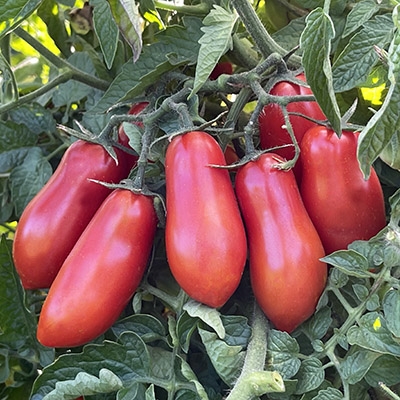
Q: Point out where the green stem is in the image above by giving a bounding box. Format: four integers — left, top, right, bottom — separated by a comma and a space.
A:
225, 302, 285, 400
14, 27, 109, 91
154, 0, 210, 15
230, 34, 259, 70
230, 0, 301, 68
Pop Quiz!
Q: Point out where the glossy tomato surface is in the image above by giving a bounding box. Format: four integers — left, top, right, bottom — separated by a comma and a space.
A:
300, 127, 386, 255
165, 131, 247, 308
37, 189, 157, 348
12, 140, 129, 289
258, 73, 325, 179
118, 102, 148, 171
235, 153, 327, 333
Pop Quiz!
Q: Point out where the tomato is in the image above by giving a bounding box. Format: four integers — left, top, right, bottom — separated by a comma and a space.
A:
300, 127, 387, 255
210, 61, 233, 80
165, 131, 247, 308
118, 102, 148, 170
12, 140, 129, 289
224, 144, 240, 166
37, 189, 157, 348
235, 153, 327, 333
258, 73, 326, 180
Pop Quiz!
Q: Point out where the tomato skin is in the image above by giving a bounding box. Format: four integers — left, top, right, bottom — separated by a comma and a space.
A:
300, 127, 386, 255
235, 153, 327, 333
118, 102, 148, 170
165, 131, 247, 308
12, 140, 129, 290
37, 189, 157, 348
210, 61, 233, 80
258, 73, 325, 179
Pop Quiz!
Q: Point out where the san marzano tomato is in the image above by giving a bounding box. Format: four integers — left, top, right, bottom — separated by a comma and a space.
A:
235, 153, 327, 333
165, 131, 247, 308
37, 189, 157, 348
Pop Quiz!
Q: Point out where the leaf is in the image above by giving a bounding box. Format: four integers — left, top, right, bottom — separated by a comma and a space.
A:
332, 14, 394, 92
42, 368, 123, 399
178, 356, 209, 400
9, 147, 52, 216
342, 0, 380, 38
347, 312, 400, 357
312, 387, 344, 400
357, 29, 400, 178
340, 349, 380, 385
89, 17, 202, 113
109, 0, 142, 62
301, 306, 332, 341
183, 299, 225, 339
190, 5, 237, 98
220, 315, 251, 347
383, 289, 400, 337
322, 250, 370, 278
272, 16, 306, 55
31, 332, 150, 399
198, 327, 244, 386
300, 8, 341, 135
0, 0, 42, 38
91, 0, 119, 69
294, 358, 324, 394
364, 354, 400, 387
267, 329, 301, 379
176, 311, 199, 354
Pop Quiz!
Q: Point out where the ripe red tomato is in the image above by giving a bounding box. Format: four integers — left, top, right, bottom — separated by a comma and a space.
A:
165, 131, 247, 308
235, 153, 327, 333
118, 102, 148, 170
258, 73, 326, 180
12, 140, 129, 289
37, 189, 157, 348
300, 127, 386, 255
210, 61, 233, 80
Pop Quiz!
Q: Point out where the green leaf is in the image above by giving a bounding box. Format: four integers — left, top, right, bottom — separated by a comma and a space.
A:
312, 387, 344, 400
183, 299, 225, 339
178, 356, 209, 400
272, 16, 306, 54
347, 312, 400, 357
322, 250, 370, 278
109, 0, 142, 62
176, 311, 199, 354
91, 0, 119, 69
340, 349, 380, 385
198, 327, 244, 386
267, 330, 301, 380
32, 332, 150, 398
332, 14, 394, 92
300, 8, 341, 135
357, 29, 400, 178
190, 5, 237, 98
0, 0, 42, 38
294, 358, 324, 394
89, 17, 202, 113
220, 315, 251, 347
364, 354, 400, 387
42, 368, 123, 399
145, 384, 156, 400
9, 147, 52, 216
342, 0, 380, 38
301, 306, 332, 341
383, 289, 400, 337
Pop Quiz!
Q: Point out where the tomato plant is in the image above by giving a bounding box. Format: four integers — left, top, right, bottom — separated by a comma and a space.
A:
165, 131, 247, 308
37, 188, 157, 348
300, 127, 387, 255
258, 73, 326, 179
235, 153, 327, 333
12, 140, 129, 289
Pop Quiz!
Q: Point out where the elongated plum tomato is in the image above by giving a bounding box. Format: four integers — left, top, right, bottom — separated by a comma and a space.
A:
37, 189, 157, 348
235, 153, 327, 333
118, 102, 148, 170
165, 131, 247, 308
300, 127, 386, 255
12, 140, 129, 289
258, 73, 326, 180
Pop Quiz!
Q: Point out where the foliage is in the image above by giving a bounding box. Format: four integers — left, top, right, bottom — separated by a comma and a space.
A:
1, 0, 400, 399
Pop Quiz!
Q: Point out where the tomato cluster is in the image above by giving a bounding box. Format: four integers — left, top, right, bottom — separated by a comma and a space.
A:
11, 75, 387, 347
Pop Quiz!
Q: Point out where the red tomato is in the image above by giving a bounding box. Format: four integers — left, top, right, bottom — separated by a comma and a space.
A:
118, 102, 148, 170
12, 140, 129, 289
210, 61, 233, 80
37, 189, 157, 348
258, 73, 325, 180
224, 144, 240, 166
165, 131, 247, 308
300, 127, 386, 255
235, 153, 327, 333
